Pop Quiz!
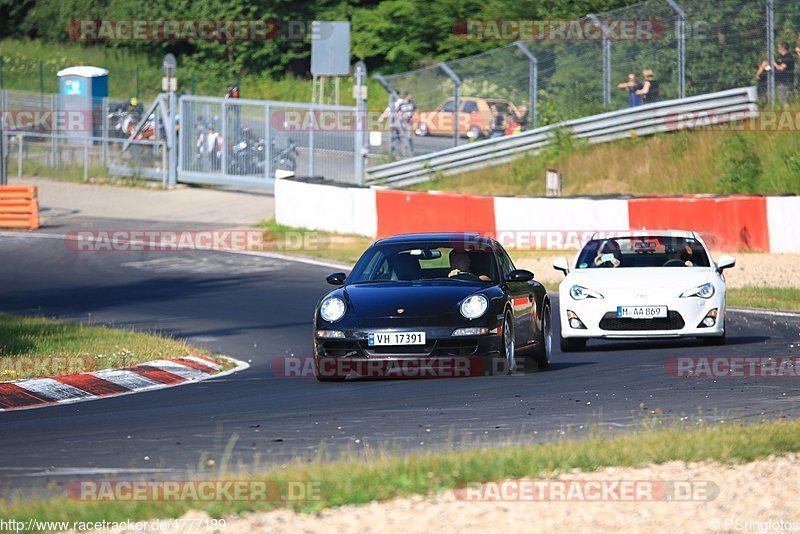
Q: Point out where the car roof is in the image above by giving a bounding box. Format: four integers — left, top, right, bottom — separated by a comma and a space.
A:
374, 232, 495, 246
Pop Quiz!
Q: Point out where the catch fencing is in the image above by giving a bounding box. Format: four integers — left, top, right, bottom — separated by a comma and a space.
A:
374, 0, 800, 156
365, 86, 758, 187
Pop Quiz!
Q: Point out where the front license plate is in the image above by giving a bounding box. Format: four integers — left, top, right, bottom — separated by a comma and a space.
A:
617, 306, 667, 319
368, 332, 426, 346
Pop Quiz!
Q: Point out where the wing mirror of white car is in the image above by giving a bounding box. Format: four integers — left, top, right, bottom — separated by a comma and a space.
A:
553, 257, 570, 276
716, 255, 736, 273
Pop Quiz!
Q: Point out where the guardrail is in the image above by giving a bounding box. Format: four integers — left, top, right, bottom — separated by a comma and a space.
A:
365, 87, 759, 187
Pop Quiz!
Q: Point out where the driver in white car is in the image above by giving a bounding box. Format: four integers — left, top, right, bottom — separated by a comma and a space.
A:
662, 238, 695, 267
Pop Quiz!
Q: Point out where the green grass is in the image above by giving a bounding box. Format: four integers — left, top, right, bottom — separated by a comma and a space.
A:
0, 313, 209, 380
728, 287, 800, 311
411, 126, 800, 197
4, 418, 800, 529
0, 38, 386, 107
254, 219, 372, 266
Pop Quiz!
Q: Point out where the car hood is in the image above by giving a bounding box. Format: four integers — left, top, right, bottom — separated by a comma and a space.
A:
344, 282, 486, 319
566, 267, 712, 290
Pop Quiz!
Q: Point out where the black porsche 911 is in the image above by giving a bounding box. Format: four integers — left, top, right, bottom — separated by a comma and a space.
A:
313, 233, 552, 381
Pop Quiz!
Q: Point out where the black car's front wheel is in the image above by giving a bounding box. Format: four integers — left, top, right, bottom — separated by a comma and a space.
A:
532, 302, 552, 369
495, 310, 515, 376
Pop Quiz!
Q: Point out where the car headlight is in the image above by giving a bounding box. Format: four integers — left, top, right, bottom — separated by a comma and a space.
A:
680, 283, 715, 299
236, 141, 247, 150
320, 296, 346, 322
460, 294, 488, 319
569, 285, 604, 300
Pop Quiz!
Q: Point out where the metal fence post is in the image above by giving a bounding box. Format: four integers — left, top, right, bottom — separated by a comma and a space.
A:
220, 100, 227, 177
666, 0, 686, 99
309, 104, 316, 176
354, 61, 367, 185
51, 94, 57, 167
766, 0, 775, 106
0, 117, 5, 186
168, 90, 177, 186
18, 135, 22, 178
102, 97, 109, 166
264, 103, 271, 180
83, 137, 89, 181
514, 42, 538, 128
588, 15, 611, 107
438, 62, 461, 146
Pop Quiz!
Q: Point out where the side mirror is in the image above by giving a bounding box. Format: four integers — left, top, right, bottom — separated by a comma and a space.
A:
326, 272, 347, 285
553, 257, 570, 276
506, 269, 534, 282
716, 255, 736, 273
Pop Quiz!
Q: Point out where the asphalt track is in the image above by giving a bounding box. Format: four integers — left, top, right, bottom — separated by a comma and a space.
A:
1, 222, 799, 496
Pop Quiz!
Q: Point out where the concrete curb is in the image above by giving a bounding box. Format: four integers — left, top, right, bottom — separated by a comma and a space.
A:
0, 354, 249, 412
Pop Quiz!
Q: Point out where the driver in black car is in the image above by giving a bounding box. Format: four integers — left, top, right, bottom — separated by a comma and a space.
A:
448, 250, 491, 281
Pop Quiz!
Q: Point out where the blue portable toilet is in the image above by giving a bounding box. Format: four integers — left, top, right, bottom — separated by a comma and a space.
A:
57, 66, 109, 139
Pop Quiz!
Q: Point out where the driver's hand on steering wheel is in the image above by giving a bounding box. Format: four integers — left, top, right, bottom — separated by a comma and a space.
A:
448, 269, 461, 277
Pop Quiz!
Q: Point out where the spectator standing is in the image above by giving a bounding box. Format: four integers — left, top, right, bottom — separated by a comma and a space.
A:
636, 69, 659, 104
379, 93, 404, 158
774, 42, 794, 105
515, 104, 529, 131
617, 73, 643, 107
399, 92, 416, 157
489, 104, 505, 138
754, 58, 770, 102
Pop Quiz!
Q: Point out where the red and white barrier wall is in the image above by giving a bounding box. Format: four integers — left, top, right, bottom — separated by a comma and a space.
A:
275, 179, 797, 252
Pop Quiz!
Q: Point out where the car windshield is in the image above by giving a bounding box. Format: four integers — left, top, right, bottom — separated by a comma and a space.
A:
575, 236, 711, 269
348, 241, 499, 284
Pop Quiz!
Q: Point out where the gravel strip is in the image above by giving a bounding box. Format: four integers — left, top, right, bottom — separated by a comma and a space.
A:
108, 454, 800, 533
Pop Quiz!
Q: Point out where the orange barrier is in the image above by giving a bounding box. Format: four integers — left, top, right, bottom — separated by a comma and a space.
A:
628, 196, 769, 251
376, 190, 495, 239
0, 185, 39, 230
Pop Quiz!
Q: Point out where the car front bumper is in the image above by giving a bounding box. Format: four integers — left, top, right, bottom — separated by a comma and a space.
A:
559, 292, 726, 339
313, 326, 504, 378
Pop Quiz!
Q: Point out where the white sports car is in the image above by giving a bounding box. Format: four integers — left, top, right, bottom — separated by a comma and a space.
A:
553, 231, 735, 351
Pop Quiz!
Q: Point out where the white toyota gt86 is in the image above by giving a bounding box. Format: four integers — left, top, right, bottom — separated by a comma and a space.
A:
553, 231, 735, 351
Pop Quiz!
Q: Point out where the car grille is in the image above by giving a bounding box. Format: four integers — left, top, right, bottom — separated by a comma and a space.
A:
361, 339, 480, 357
318, 341, 360, 357
599, 311, 685, 331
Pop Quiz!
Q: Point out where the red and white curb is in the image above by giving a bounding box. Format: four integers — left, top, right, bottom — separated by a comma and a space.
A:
0, 354, 248, 412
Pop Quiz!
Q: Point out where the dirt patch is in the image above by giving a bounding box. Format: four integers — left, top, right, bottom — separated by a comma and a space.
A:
147, 454, 800, 533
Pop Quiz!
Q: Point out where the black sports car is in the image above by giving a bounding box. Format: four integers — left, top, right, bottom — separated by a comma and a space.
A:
313, 233, 552, 381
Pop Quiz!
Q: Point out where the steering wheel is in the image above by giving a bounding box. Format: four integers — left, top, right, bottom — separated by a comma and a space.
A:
662, 259, 685, 267
450, 271, 481, 281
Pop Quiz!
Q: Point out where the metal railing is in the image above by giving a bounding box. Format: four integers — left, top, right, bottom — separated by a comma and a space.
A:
365, 86, 758, 187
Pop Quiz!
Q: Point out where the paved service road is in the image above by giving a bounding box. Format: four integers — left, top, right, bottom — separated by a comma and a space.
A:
1, 227, 799, 495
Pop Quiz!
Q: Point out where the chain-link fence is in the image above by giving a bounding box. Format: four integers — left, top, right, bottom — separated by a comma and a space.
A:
1, 90, 167, 183
376, 0, 800, 156
179, 96, 358, 186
